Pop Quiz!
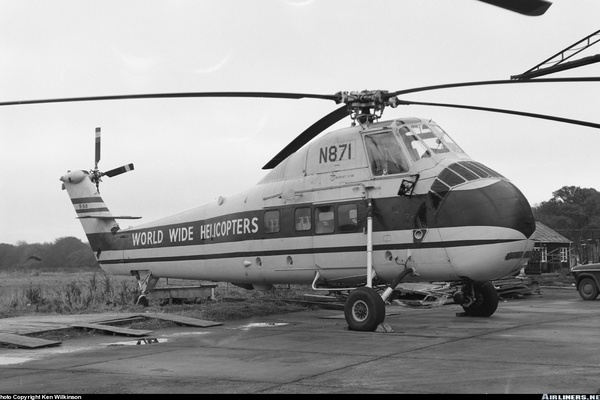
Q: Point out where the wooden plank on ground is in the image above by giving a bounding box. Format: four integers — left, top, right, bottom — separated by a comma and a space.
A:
94, 316, 146, 325
0, 333, 61, 349
139, 313, 222, 327
71, 323, 153, 337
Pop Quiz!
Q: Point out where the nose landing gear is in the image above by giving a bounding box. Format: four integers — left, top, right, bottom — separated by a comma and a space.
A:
453, 280, 499, 317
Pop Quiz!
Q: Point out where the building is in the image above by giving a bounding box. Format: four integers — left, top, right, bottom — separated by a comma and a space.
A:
525, 222, 572, 275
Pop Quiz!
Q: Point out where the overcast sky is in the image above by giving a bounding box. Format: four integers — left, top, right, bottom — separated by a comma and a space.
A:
1, 0, 599, 245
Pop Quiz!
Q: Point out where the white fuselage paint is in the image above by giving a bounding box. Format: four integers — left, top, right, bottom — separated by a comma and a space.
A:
63, 118, 535, 288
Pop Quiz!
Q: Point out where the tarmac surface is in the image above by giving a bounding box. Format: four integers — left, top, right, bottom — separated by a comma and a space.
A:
0, 286, 598, 394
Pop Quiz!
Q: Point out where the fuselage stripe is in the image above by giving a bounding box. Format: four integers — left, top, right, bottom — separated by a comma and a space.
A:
99, 238, 521, 265
72, 197, 104, 204
76, 207, 110, 214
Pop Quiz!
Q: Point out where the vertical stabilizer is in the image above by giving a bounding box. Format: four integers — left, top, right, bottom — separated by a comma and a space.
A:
59, 127, 136, 255
59, 169, 120, 252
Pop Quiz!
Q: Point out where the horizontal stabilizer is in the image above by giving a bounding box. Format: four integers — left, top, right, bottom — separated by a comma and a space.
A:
77, 215, 142, 220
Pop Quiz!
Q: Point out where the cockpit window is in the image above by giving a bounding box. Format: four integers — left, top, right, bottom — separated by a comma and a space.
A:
364, 132, 409, 176
399, 123, 463, 161
401, 131, 430, 161
429, 161, 505, 210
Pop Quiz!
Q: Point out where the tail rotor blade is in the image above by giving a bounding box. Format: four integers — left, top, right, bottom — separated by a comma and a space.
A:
95, 127, 101, 168
104, 163, 134, 178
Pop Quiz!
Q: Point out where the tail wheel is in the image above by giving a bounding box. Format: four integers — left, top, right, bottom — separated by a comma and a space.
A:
344, 287, 386, 331
578, 277, 599, 300
462, 281, 499, 317
134, 292, 149, 307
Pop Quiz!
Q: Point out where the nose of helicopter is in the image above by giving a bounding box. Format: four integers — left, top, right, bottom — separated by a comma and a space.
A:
433, 177, 536, 280
435, 178, 535, 239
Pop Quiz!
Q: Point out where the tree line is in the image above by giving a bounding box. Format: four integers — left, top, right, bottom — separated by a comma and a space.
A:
533, 186, 600, 241
0, 236, 98, 271
532, 186, 600, 263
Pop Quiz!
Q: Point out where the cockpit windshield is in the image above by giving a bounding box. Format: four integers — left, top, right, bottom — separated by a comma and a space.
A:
364, 131, 409, 176
363, 121, 465, 177
399, 123, 464, 161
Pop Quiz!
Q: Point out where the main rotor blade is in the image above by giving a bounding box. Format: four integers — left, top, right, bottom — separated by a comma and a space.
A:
103, 163, 134, 178
391, 77, 600, 97
262, 105, 350, 170
7, 77, 598, 110
0, 91, 338, 107
477, 0, 552, 16
398, 99, 600, 130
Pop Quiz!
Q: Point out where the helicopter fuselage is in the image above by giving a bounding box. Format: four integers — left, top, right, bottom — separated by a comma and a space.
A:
62, 117, 535, 290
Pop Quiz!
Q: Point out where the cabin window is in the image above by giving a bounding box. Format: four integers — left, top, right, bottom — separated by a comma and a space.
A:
338, 204, 358, 232
364, 132, 409, 176
264, 210, 280, 233
531, 248, 541, 263
315, 206, 335, 234
540, 246, 547, 263
295, 207, 312, 232
560, 247, 569, 263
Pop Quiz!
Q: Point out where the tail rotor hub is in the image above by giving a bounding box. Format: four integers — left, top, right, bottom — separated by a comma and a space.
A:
86, 127, 134, 193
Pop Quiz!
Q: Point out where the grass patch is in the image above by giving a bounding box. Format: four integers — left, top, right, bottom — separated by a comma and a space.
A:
0, 270, 322, 322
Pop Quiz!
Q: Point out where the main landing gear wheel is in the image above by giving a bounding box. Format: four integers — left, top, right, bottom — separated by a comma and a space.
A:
344, 287, 386, 332
462, 281, 499, 317
578, 277, 599, 300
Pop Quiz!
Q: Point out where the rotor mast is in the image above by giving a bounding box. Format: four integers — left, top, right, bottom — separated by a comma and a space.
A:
335, 90, 399, 125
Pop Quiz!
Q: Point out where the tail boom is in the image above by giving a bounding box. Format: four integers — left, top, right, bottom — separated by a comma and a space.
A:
60, 169, 120, 247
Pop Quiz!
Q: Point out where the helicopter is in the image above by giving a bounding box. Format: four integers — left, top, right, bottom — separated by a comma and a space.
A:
4, 0, 600, 332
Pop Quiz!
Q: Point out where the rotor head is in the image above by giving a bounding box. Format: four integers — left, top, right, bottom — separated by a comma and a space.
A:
335, 90, 399, 125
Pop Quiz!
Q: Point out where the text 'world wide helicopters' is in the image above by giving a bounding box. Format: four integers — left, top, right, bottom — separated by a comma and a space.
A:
5, 0, 600, 331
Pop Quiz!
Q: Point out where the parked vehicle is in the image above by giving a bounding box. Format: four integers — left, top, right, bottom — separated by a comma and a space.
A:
571, 263, 600, 300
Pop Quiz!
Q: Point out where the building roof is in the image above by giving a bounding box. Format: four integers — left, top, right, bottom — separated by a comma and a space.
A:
533, 221, 572, 244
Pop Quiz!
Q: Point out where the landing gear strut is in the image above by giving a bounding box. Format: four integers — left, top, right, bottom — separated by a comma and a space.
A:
454, 280, 499, 317
132, 271, 159, 307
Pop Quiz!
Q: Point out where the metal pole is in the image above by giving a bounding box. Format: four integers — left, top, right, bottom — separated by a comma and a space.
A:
366, 200, 373, 288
